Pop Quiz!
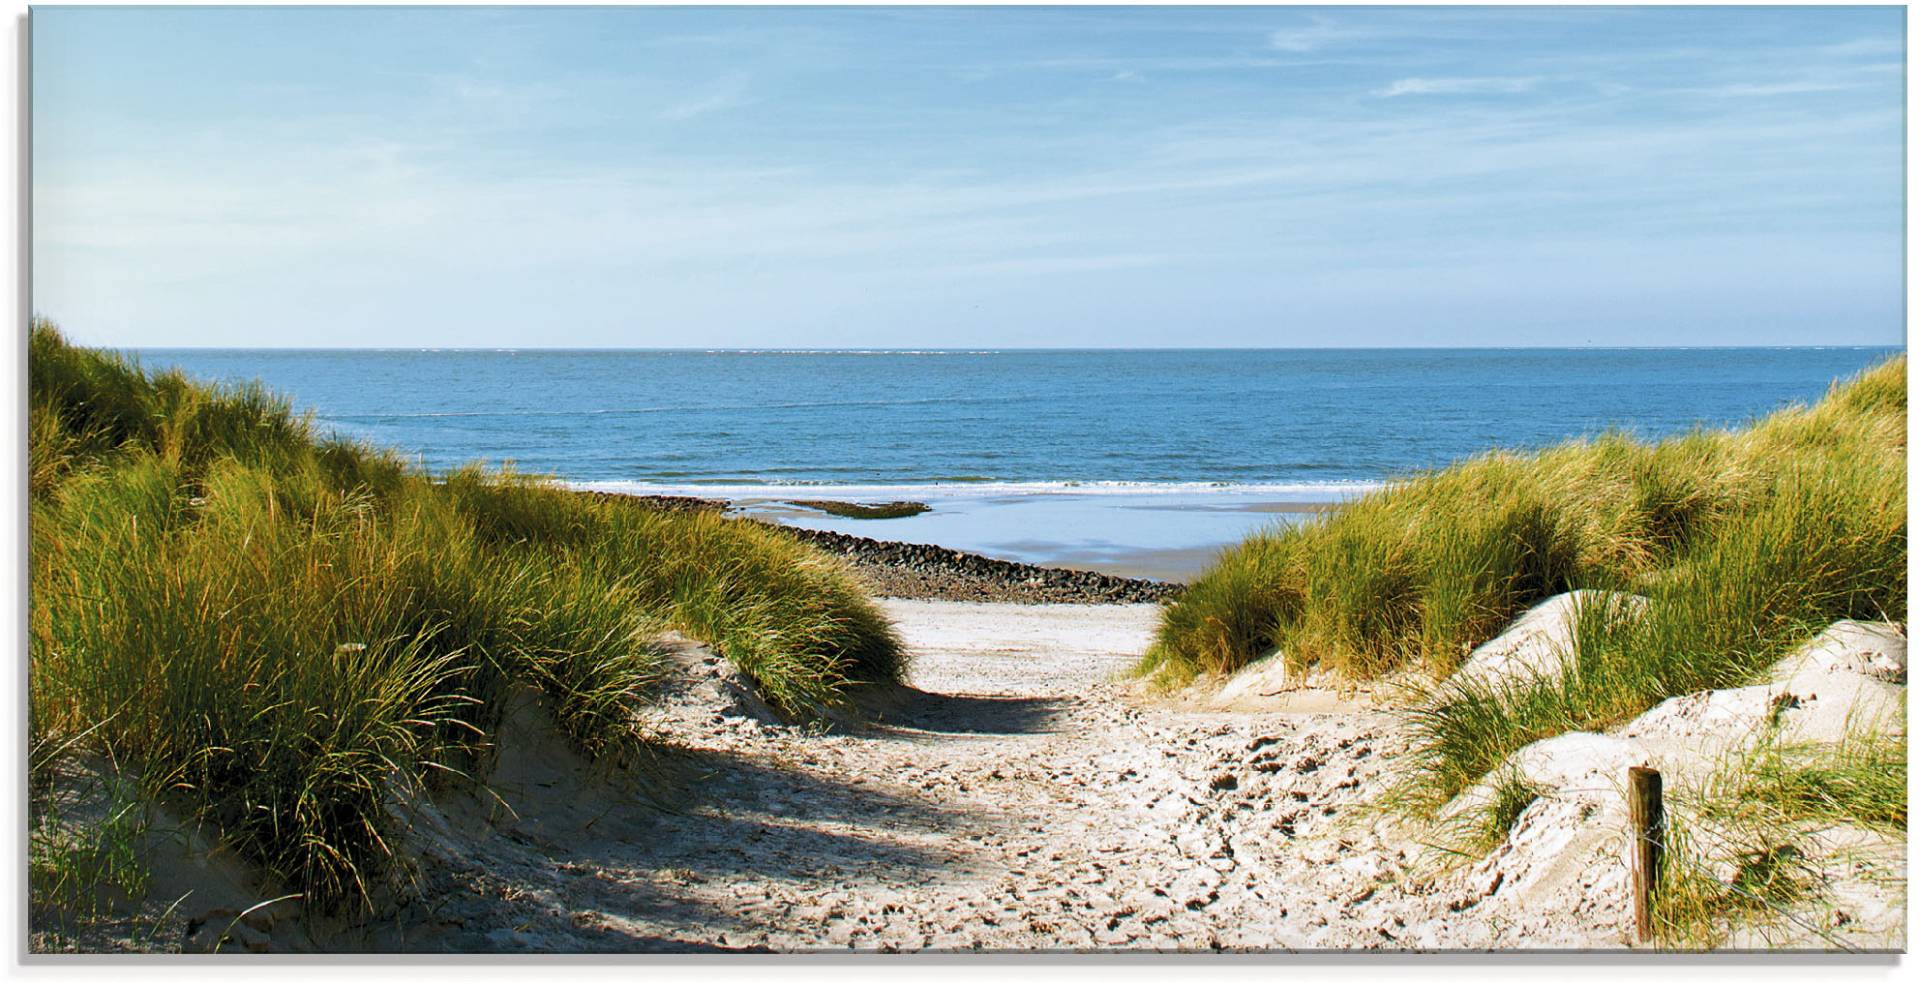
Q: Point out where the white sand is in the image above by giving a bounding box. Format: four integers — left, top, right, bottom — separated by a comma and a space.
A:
358, 600, 1601, 951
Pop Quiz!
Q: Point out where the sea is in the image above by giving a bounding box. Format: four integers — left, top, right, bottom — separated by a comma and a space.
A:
133, 347, 1902, 581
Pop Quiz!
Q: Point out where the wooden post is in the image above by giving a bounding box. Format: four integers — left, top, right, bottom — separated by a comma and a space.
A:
1628, 766, 1665, 943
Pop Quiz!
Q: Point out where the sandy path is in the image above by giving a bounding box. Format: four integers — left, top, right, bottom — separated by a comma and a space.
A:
65, 600, 1899, 953
370, 601, 1525, 952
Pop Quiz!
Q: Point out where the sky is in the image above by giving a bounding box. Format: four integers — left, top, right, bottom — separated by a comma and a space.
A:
31, 5, 1909, 349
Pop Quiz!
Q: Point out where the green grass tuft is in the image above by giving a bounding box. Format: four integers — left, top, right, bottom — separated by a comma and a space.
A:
1652, 728, 1904, 948
29, 319, 904, 913
1703, 731, 1907, 837
1144, 355, 1904, 813
1144, 357, 1903, 688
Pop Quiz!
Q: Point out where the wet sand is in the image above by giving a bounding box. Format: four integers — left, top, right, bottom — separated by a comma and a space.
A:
727, 488, 1353, 582
1037, 544, 1232, 583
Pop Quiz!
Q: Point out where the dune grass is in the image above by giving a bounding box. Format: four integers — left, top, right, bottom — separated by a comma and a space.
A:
1141, 355, 1905, 811
29, 771, 151, 927
1653, 728, 1906, 948
1413, 763, 1548, 866
28, 320, 902, 911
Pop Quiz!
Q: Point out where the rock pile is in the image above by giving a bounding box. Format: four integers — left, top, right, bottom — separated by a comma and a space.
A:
582, 490, 1184, 604
773, 526, 1184, 604
579, 491, 728, 514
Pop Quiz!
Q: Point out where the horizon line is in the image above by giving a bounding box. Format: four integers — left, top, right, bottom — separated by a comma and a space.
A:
117, 343, 1908, 353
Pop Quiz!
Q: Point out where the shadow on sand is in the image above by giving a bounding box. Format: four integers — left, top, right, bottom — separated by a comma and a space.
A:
880, 688, 1072, 735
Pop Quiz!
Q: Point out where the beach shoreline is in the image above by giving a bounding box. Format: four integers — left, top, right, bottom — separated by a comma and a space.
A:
591, 490, 1205, 603
590, 489, 1189, 602
586, 487, 1349, 596
29, 331, 1905, 954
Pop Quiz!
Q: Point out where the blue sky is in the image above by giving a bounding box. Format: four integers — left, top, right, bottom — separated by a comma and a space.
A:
32, 6, 1907, 348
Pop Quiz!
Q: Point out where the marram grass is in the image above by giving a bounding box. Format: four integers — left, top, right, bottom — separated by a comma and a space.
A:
1142, 354, 1905, 811
28, 320, 902, 911
1653, 728, 1905, 948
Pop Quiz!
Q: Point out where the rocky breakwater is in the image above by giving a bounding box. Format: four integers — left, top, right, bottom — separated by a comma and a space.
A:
576, 490, 729, 514
773, 526, 1184, 605
580, 490, 1184, 604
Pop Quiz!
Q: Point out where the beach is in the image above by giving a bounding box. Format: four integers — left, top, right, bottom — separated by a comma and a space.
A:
50, 598, 1562, 951
610, 484, 1350, 583
325, 599, 1424, 952
26, 2, 1910, 960
28, 335, 1907, 955
89, 596, 1901, 953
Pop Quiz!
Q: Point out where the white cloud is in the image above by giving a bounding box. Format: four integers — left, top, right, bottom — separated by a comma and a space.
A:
660, 76, 754, 120
1816, 36, 1904, 58
1269, 17, 1368, 53
1700, 80, 1867, 98
1378, 76, 1540, 98
29, 11, 1904, 347
421, 75, 568, 133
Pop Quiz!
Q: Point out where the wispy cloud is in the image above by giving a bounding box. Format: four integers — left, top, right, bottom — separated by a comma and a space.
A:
1269, 16, 1371, 53
660, 76, 753, 120
1378, 76, 1540, 98
1001, 55, 1304, 74
426, 74, 562, 130
1668, 55, 1900, 100
929, 253, 1173, 277
1701, 80, 1869, 98
28, 5, 1906, 347
1816, 36, 1904, 58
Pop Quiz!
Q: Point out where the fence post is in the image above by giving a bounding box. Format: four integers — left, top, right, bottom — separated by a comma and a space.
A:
1628, 765, 1664, 944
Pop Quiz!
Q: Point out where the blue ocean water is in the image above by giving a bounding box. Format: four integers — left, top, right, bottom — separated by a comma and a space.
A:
134, 347, 1899, 488
132, 347, 1903, 578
